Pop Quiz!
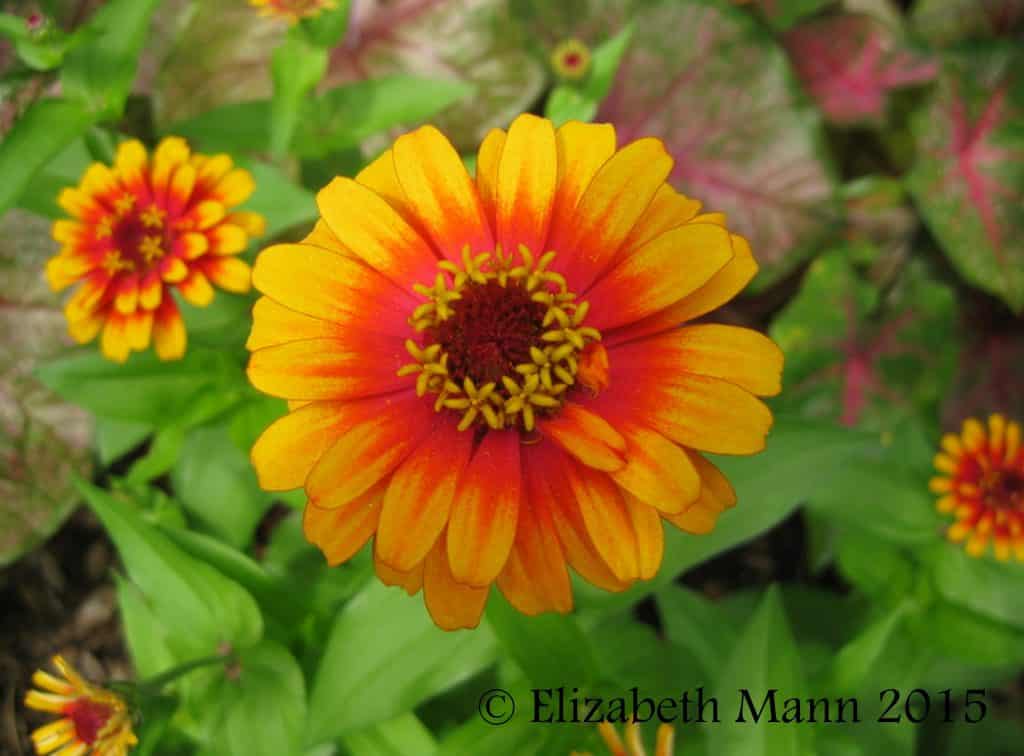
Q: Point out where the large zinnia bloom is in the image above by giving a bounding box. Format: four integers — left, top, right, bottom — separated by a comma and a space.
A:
247, 114, 782, 630
24, 655, 137, 756
931, 413, 1024, 561
47, 137, 264, 363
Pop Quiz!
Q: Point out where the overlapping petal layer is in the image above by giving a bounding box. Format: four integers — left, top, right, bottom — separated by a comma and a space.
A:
247, 114, 783, 630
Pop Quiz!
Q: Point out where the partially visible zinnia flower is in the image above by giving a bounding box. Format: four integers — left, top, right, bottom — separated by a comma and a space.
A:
24, 655, 137, 756
551, 38, 592, 81
46, 137, 264, 363
572, 722, 677, 756
247, 113, 782, 630
249, 0, 337, 22
931, 413, 1024, 561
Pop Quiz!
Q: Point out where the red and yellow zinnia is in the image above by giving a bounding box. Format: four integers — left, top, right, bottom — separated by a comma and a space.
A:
249, 0, 337, 22
47, 137, 264, 363
247, 114, 783, 630
931, 413, 1024, 561
24, 655, 137, 756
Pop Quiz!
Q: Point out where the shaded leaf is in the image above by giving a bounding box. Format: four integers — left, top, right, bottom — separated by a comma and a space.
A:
0, 211, 91, 567
907, 46, 1024, 312
598, 0, 838, 286
924, 543, 1024, 630
783, 13, 936, 125
912, 0, 1024, 46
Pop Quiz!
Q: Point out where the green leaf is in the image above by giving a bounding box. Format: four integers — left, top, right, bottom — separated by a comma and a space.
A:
180, 291, 256, 351
270, 32, 329, 157
706, 587, 813, 756
912, 599, 1024, 667
78, 480, 263, 658
656, 585, 738, 677
169, 101, 273, 155
577, 418, 882, 612
828, 602, 915, 692
221, 642, 307, 756
0, 98, 92, 215
925, 543, 1024, 630
171, 424, 271, 548
339, 714, 437, 756
35, 347, 243, 425
0, 12, 74, 70
60, 0, 162, 117
754, 0, 835, 31
114, 575, 176, 680
123, 426, 186, 486
912, 0, 1024, 46
306, 581, 497, 742
907, 45, 1024, 312
545, 24, 632, 126
296, 76, 474, 160
239, 159, 318, 238
598, 0, 839, 287
485, 591, 598, 689
835, 531, 917, 602
95, 417, 151, 465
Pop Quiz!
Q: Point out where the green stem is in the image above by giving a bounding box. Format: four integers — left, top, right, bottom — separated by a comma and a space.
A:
131, 654, 229, 696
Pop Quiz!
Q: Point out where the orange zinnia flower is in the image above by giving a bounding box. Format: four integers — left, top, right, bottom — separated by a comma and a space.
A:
47, 137, 264, 363
249, 0, 337, 23
931, 413, 1024, 561
24, 655, 137, 756
572, 722, 677, 756
247, 114, 782, 630
551, 38, 593, 81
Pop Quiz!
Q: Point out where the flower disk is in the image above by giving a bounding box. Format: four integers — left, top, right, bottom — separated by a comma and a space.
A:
47, 137, 264, 363
247, 114, 784, 630
249, 0, 337, 23
551, 38, 593, 81
24, 655, 137, 756
931, 413, 1024, 561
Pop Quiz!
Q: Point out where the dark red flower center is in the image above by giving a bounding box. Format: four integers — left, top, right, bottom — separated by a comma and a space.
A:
64, 698, 112, 745
434, 281, 546, 386
984, 469, 1024, 509
564, 52, 582, 68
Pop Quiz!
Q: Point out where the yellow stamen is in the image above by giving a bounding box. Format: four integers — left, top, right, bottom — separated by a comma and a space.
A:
139, 235, 166, 263
140, 204, 166, 229
397, 245, 602, 431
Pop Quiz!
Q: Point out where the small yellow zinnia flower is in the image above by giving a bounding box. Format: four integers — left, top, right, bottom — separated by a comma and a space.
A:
24, 655, 137, 756
551, 38, 592, 81
573, 722, 677, 756
249, 0, 337, 23
246, 114, 782, 631
931, 413, 1024, 561
46, 137, 264, 363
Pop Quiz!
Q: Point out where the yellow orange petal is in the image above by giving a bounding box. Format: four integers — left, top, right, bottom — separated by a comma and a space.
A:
304, 480, 386, 565
564, 460, 640, 583
246, 296, 342, 350
475, 127, 507, 227
540, 403, 627, 472
611, 425, 701, 514
423, 532, 489, 631
495, 114, 557, 255
392, 124, 493, 258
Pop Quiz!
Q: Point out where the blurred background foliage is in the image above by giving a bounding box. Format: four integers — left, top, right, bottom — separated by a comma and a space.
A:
1, 0, 1023, 755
